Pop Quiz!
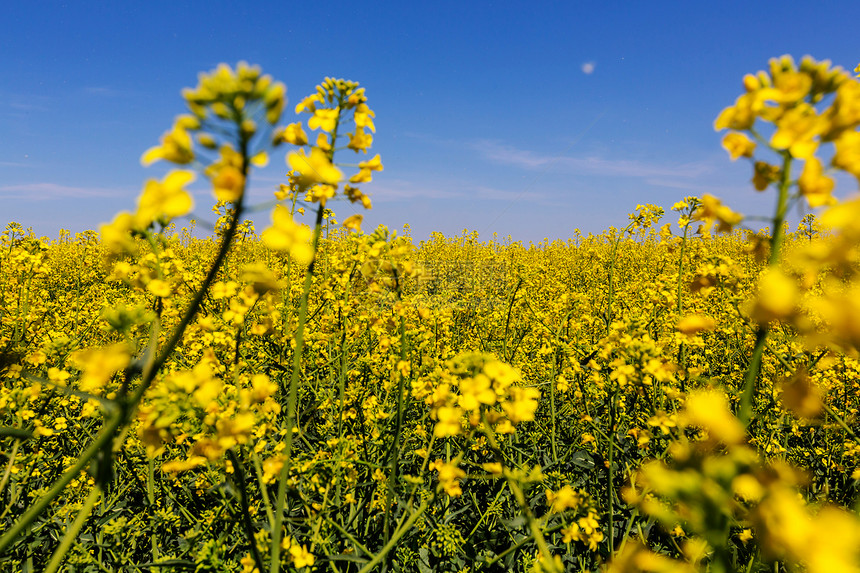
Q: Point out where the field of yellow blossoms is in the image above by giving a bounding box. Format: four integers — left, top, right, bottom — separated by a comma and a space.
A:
3, 57, 860, 572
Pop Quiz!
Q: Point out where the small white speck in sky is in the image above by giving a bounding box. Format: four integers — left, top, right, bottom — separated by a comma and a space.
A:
582, 61, 596, 75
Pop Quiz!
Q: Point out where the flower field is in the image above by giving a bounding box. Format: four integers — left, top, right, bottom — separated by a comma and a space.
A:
3, 58, 860, 572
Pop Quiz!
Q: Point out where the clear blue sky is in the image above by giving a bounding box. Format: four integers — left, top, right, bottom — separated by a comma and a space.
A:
2, 1, 859, 243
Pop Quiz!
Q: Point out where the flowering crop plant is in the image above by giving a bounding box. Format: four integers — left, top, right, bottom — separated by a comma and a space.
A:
2, 57, 860, 572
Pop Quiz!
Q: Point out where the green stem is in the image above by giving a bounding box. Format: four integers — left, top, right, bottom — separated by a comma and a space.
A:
738, 153, 792, 427
0, 136, 248, 559
0, 408, 119, 555
44, 485, 101, 573
228, 449, 266, 573
608, 384, 616, 552
147, 457, 159, 563
270, 204, 326, 573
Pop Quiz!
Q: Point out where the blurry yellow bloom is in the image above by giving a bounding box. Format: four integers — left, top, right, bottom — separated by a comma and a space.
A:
345, 185, 373, 209
342, 214, 363, 232
693, 194, 743, 233
682, 389, 745, 445
141, 124, 194, 166
546, 485, 580, 513
750, 268, 798, 323
250, 374, 277, 403
161, 456, 208, 473
780, 370, 823, 418
240, 263, 280, 295
769, 70, 812, 104
458, 373, 496, 411
315, 132, 331, 151
147, 279, 173, 298
216, 411, 257, 449
607, 541, 692, 573
752, 161, 781, 191
434, 405, 463, 437
287, 148, 343, 189
100, 211, 137, 254
250, 151, 268, 167
732, 474, 765, 502
307, 184, 337, 204
349, 168, 373, 184
282, 122, 308, 146
482, 462, 502, 475
721, 132, 756, 160
737, 529, 754, 545
430, 459, 466, 497
714, 91, 770, 131
261, 205, 314, 265
308, 107, 340, 132
347, 127, 373, 152
289, 543, 315, 568
359, 154, 383, 172
753, 486, 812, 560
833, 130, 860, 179
136, 170, 195, 228
70, 344, 131, 394
502, 386, 540, 423
295, 92, 323, 114
770, 103, 823, 159
676, 314, 716, 335
47, 367, 69, 384
798, 157, 835, 207
353, 103, 376, 132
824, 79, 860, 139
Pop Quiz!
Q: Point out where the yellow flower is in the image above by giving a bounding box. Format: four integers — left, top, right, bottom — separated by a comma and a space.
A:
345, 185, 373, 209
147, 279, 173, 298
289, 543, 315, 568
281, 122, 308, 146
798, 157, 835, 207
349, 168, 373, 184
714, 92, 768, 131
546, 485, 580, 513
502, 386, 540, 423
347, 127, 373, 152
161, 456, 208, 473
99, 211, 137, 254
353, 103, 376, 132
752, 161, 781, 191
721, 132, 756, 160
750, 268, 798, 323
458, 373, 496, 411
212, 165, 245, 202
780, 370, 823, 419
430, 459, 466, 497
676, 314, 716, 335
434, 406, 463, 437
682, 389, 745, 445
770, 103, 824, 159
359, 154, 384, 171
287, 148, 343, 189
261, 205, 314, 265
295, 92, 323, 114
141, 124, 194, 166
342, 214, 363, 232
832, 130, 860, 179
693, 194, 743, 233
308, 107, 340, 132
135, 170, 195, 228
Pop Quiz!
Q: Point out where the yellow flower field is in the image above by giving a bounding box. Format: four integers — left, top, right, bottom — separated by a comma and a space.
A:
3, 58, 860, 572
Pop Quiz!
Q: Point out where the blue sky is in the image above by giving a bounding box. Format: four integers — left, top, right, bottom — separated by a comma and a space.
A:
2, 1, 859, 243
